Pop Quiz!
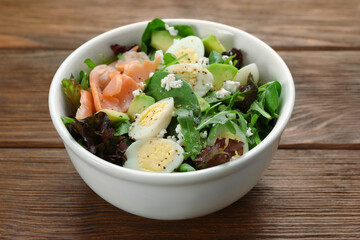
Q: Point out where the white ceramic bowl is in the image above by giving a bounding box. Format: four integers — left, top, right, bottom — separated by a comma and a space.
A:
49, 19, 295, 220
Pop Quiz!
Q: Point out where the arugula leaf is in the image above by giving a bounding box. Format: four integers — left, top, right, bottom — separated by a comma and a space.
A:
224, 120, 236, 134
141, 18, 166, 54
249, 100, 272, 120
176, 108, 203, 159
61, 75, 81, 115
61, 116, 75, 125
145, 71, 201, 115
100, 53, 116, 65
117, 53, 125, 60
196, 110, 231, 131
79, 70, 89, 90
209, 50, 224, 64
84, 58, 96, 69
264, 81, 281, 118
160, 53, 188, 70
223, 54, 237, 65
222, 48, 243, 69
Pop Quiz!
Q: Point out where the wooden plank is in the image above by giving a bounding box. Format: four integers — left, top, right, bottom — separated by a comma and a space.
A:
0, 0, 360, 49
0, 148, 359, 239
1, 49, 359, 147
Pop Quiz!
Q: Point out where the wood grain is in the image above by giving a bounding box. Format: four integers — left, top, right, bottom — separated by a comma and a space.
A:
0, 0, 360, 49
0, 50, 359, 148
1, 148, 359, 239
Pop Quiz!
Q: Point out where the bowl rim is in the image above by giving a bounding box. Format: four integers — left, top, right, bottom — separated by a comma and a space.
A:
49, 18, 295, 185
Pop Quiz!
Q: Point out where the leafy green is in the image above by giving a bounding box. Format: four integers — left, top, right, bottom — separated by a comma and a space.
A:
176, 108, 203, 159
178, 163, 196, 172
113, 121, 132, 136
173, 25, 196, 37
141, 18, 196, 54
160, 53, 188, 70
61, 75, 81, 115
194, 138, 244, 170
63, 112, 129, 166
84, 58, 96, 69
117, 53, 125, 60
79, 70, 89, 90
141, 18, 167, 54
145, 71, 201, 115
208, 50, 224, 64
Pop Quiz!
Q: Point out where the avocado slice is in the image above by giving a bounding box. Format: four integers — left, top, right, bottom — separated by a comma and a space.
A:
150, 30, 175, 52
202, 35, 226, 54
195, 93, 210, 112
206, 63, 238, 90
127, 94, 156, 120
100, 109, 130, 122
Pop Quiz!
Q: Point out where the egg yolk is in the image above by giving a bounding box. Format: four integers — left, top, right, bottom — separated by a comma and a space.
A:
137, 139, 175, 171
139, 102, 168, 127
169, 65, 198, 89
174, 48, 198, 64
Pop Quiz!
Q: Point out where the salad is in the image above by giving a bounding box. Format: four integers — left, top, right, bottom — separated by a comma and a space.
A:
61, 18, 281, 173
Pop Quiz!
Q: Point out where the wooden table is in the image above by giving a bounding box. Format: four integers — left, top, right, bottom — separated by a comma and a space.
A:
1, 0, 359, 239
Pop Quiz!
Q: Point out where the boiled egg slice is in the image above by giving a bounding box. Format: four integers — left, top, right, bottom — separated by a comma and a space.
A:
128, 97, 174, 140
166, 36, 204, 64
233, 63, 259, 85
124, 138, 185, 173
165, 63, 213, 97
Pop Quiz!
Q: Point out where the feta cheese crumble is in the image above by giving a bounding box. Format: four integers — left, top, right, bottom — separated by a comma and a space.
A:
215, 88, 231, 98
161, 74, 183, 91
167, 135, 177, 142
198, 57, 209, 67
132, 89, 143, 97
222, 55, 233, 65
175, 124, 185, 146
157, 129, 167, 138
223, 80, 240, 93
165, 24, 178, 36
155, 50, 164, 67
246, 127, 253, 137
200, 131, 208, 139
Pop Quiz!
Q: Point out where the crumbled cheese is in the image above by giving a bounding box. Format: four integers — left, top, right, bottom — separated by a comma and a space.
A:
175, 124, 185, 146
222, 55, 229, 61
165, 24, 178, 36
206, 82, 214, 89
132, 89, 143, 97
155, 50, 164, 66
246, 127, 253, 137
149, 72, 154, 78
167, 135, 177, 142
222, 55, 232, 65
200, 131, 208, 139
198, 57, 209, 67
157, 129, 167, 138
223, 80, 240, 93
215, 88, 231, 98
161, 73, 183, 91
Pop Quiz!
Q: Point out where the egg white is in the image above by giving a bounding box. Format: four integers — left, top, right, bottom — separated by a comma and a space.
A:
165, 63, 214, 97
166, 36, 204, 64
124, 138, 185, 173
128, 97, 174, 140
233, 63, 259, 85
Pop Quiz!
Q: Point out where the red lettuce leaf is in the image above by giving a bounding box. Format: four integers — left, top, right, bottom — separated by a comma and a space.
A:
194, 138, 244, 170
64, 112, 128, 166
110, 44, 138, 56
222, 48, 243, 69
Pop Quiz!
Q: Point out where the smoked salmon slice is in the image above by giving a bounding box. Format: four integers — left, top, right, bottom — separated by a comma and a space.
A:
75, 90, 95, 119
90, 65, 140, 113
